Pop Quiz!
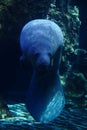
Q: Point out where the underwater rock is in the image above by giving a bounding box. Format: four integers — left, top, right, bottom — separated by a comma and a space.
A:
65, 72, 87, 108
0, 0, 51, 42
64, 49, 87, 108
74, 49, 87, 79
47, 2, 81, 75
64, 49, 87, 107
20, 19, 65, 123
0, 103, 87, 130
0, 97, 11, 119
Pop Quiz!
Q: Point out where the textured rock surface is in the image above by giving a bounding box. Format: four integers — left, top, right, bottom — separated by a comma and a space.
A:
65, 72, 87, 108
0, 103, 87, 130
0, 0, 51, 42
73, 49, 87, 78
0, 97, 12, 119
64, 49, 87, 108
47, 2, 81, 75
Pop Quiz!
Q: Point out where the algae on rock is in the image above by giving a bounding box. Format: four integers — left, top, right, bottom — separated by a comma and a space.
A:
47, 2, 81, 76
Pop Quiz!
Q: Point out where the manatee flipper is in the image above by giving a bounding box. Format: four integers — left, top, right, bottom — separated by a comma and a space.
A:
26, 71, 65, 123
19, 55, 27, 70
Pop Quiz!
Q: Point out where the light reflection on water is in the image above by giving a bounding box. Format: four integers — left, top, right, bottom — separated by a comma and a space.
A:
0, 104, 84, 130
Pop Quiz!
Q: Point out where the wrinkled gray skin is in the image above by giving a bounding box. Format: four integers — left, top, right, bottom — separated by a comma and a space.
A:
20, 19, 64, 72
20, 19, 65, 123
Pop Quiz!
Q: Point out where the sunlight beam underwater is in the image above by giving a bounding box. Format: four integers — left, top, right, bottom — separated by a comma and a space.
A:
19, 19, 65, 123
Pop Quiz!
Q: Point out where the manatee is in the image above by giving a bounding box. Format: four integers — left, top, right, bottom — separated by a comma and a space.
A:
20, 19, 65, 123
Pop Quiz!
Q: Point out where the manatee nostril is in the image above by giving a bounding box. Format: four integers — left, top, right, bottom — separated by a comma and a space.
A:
36, 64, 49, 72
35, 53, 40, 58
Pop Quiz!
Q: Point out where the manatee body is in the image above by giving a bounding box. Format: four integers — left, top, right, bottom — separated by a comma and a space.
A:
20, 19, 65, 123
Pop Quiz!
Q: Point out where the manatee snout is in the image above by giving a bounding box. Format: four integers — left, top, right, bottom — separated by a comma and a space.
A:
35, 54, 51, 72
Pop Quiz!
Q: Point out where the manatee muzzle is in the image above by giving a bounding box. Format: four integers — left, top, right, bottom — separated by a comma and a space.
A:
35, 55, 51, 71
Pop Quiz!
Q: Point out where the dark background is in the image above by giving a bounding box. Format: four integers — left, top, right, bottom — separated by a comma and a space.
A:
76, 0, 87, 50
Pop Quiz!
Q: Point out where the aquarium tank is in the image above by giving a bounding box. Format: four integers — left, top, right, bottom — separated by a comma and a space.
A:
0, 0, 87, 130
